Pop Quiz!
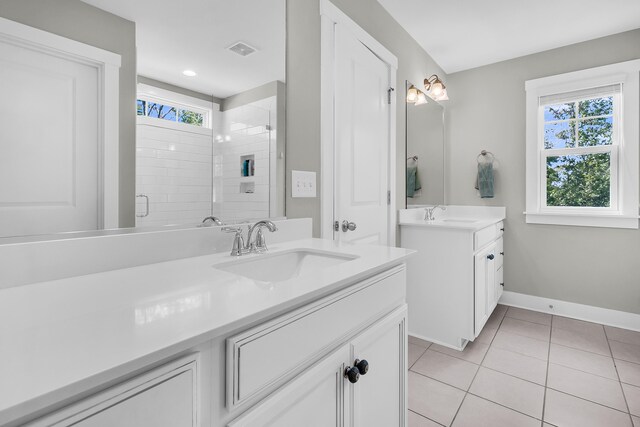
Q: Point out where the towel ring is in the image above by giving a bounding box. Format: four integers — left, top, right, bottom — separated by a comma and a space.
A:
477, 150, 495, 164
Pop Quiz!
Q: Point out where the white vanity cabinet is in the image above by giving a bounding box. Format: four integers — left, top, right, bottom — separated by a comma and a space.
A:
27, 356, 199, 427
229, 307, 407, 427
399, 207, 505, 350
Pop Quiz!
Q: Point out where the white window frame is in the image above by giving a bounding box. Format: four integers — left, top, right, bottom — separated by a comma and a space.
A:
525, 60, 640, 229
137, 83, 217, 135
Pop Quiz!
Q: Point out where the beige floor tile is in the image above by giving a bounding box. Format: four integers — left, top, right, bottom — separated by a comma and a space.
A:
485, 307, 507, 330
409, 335, 432, 348
494, 304, 508, 317
618, 359, 640, 387
551, 326, 611, 356
549, 343, 617, 379
553, 316, 605, 336
452, 394, 539, 427
623, 383, 640, 417
506, 307, 552, 325
611, 341, 640, 364
633, 415, 640, 427
430, 340, 490, 364
469, 367, 545, 419
606, 326, 640, 346
476, 327, 498, 345
408, 371, 465, 426
547, 363, 627, 411
482, 347, 548, 385
544, 389, 632, 427
492, 330, 549, 360
409, 343, 429, 368
500, 317, 551, 341
411, 349, 479, 390
408, 410, 443, 427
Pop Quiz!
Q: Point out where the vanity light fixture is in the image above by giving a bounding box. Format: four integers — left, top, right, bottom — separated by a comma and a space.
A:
414, 91, 428, 105
406, 85, 419, 103
424, 74, 449, 101
182, 69, 197, 77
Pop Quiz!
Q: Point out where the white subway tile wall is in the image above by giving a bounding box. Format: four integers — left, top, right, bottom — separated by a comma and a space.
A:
135, 125, 213, 227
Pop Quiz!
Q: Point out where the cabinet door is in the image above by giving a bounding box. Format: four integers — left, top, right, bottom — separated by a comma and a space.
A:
350, 306, 407, 427
228, 345, 349, 427
474, 243, 496, 337
496, 266, 504, 302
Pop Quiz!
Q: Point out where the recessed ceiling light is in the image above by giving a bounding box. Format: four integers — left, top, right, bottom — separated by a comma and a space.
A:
182, 70, 197, 77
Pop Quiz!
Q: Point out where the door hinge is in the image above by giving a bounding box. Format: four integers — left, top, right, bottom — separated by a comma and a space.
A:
334, 220, 339, 232
387, 87, 395, 105
387, 190, 391, 205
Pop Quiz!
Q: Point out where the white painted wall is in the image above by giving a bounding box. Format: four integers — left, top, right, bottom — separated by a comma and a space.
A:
446, 29, 640, 315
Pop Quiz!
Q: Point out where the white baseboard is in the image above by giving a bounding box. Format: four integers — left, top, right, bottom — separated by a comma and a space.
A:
499, 291, 640, 332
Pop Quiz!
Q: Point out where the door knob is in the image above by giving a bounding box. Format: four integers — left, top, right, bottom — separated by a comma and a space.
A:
487, 254, 495, 260
355, 359, 369, 375
344, 366, 360, 383
342, 220, 357, 232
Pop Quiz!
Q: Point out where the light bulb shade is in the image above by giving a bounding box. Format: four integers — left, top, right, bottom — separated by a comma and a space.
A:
414, 91, 428, 105
406, 85, 418, 103
430, 81, 445, 97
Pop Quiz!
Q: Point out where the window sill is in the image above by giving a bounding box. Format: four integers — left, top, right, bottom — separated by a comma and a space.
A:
525, 212, 639, 229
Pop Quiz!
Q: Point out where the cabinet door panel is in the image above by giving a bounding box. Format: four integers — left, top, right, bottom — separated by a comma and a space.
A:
496, 266, 504, 302
350, 306, 407, 427
76, 371, 194, 427
474, 243, 496, 337
228, 345, 349, 427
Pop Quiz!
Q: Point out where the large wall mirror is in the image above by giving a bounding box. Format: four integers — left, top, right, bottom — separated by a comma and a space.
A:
0, 0, 285, 240
405, 80, 445, 207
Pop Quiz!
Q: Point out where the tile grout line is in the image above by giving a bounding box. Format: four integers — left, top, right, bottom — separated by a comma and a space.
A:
408, 409, 446, 427
604, 326, 635, 425
448, 308, 508, 426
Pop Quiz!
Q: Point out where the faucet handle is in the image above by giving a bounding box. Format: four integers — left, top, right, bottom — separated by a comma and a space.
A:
254, 228, 268, 252
221, 227, 245, 256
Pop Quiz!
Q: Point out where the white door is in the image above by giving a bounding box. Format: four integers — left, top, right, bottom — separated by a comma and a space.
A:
0, 37, 100, 237
474, 243, 497, 337
350, 306, 407, 427
334, 24, 391, 245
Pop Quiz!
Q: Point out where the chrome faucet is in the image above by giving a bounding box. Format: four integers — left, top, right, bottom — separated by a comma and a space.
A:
221, 220, 277, 256
424, 205, 446, 221
245, 220, 278, 253
202, 216, 223, 226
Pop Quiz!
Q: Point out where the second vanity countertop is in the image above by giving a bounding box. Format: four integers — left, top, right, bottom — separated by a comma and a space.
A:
0, 238, 413, 424
398, 205, 506, 231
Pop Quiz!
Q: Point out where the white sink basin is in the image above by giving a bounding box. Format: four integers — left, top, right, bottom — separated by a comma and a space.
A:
214, 249, 358, 282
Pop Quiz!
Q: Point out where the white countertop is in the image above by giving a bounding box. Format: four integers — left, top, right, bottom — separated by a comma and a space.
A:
0, 238, 413, 425
398, 205, 506, 231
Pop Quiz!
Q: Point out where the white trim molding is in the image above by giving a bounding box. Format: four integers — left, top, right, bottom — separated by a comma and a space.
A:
0, 16, 121, 229
500, 291, 640, 333
525, 59, 640, 229
319, 0, 398, 245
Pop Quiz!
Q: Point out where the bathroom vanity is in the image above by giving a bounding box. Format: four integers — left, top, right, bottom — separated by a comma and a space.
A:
0, 237, 413, 427
399, 206, 506, 350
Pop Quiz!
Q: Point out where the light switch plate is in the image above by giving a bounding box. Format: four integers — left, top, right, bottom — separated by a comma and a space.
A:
292, 170, 317, 198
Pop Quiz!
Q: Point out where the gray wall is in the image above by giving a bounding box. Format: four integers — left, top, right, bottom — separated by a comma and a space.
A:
138, 75, 221, 104
0, 0, 137, 227
446, 29, 640, 314
286, 0, 446, 237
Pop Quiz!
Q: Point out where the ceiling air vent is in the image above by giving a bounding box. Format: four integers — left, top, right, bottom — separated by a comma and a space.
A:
227, 42, 257, 57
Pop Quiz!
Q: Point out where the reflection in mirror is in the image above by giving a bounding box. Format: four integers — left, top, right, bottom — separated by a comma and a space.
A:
405, 81, 445, 207
0, 0, 285, 240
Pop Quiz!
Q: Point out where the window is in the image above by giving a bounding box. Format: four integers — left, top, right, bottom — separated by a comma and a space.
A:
525, 60, 640, 229
137, 98, 206, 127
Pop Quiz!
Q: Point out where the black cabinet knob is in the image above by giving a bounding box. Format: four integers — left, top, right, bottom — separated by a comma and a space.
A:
487, 254, 495, 260
344, 366, 360, 383
355, 359, 369, 375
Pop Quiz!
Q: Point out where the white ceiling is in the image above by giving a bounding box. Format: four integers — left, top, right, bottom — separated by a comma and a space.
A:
81, 0, 285, 98
377, 0, 640, 74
